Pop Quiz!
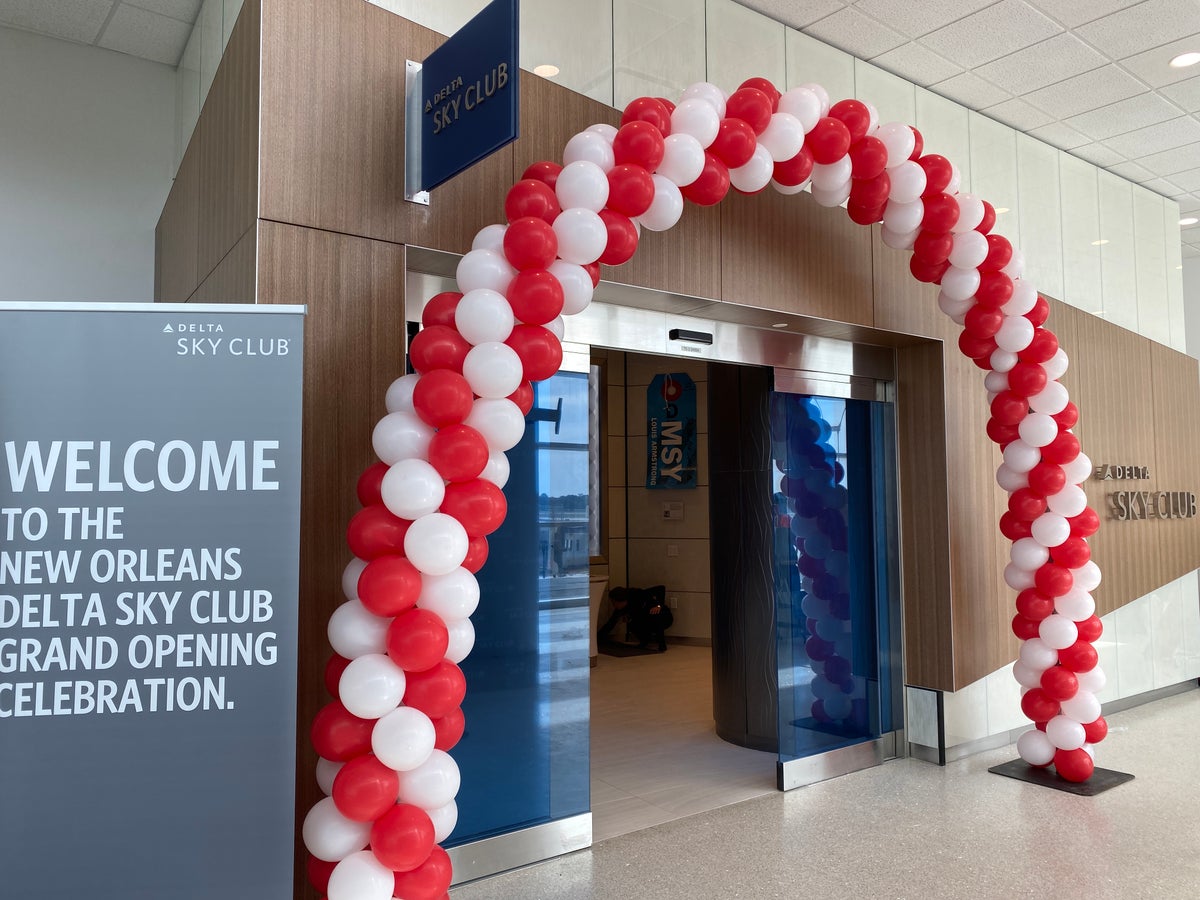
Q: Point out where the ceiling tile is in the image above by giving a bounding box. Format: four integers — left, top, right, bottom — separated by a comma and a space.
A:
806, 6, 906, 59
983, 97, 1055, 131
1064, 93, 1184, 140
1134, 141, 1200, 175
1161, 76, 1200, 113
97, 2, 189, 65
1028, 120, 1091, 150
1181, 244, 1200, 257
870, 41, 961, 85
1023, 65, 1144, 118
1106, 160, 1156, 182
975, 32, 1106, 95
124, 0, 201, 23
733, 0, 848, 30
919, 0, 1061, 69
1119, 32, 1200, 90
1024, 0, 1142, 28
851, 0, 995, 39
0, 0, 114, 43
1140, 176, 1182, 197
1075, 0, 1200, 59
1102, 115, 1200, 160
1167, 167, 1200, 191
1072, 143, 1127, 167
931, 71, 1011, 108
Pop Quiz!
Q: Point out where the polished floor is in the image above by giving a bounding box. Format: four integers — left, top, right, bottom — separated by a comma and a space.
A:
452, 666, 1200, 899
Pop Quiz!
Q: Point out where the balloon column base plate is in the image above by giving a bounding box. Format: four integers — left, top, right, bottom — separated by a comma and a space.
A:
988, 758, 1134, 795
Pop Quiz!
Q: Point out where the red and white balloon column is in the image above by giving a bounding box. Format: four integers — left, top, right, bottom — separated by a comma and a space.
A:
302, 75, 1108, 899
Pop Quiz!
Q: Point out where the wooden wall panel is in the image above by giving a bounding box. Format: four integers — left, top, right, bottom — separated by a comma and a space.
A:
189, 224, 257, 304
256, 221, 407, 900
197, 0, 261, 282
1149, 343, 1200, 586
155, 139, 199, 301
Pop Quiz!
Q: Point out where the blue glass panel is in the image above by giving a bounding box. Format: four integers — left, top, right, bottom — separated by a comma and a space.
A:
448, 372, 590, 845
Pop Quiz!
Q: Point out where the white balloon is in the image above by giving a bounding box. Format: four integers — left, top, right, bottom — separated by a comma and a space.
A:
1044, 348, 1070, 380
811, 157, 853, 191
798, 82, 830, 116
381, 458, 445, 520
995, 315, 1034, 354
1060, 689, 1100, 724
671, 98, 720, 147
990, 348, 1018, 372
984, 370, 1010, 393
428, 799, 460, 843
545, 315, 566, 340
480, 448, 510, 488
1004, 563, 1036, 590
327, 851, 395, 900
880, 226, 918, 250
946, 162, 961, 195
772, 178, 809, 195
1019, 637, 1058, 671
471, 223, 507, 253
639, 174, 684, 231
1030, 381, 1069, 415
1056, 588, 1095, 622
888, 161, 927, 203
398, 749, 461, 810
404, 512, 469, 576
881, 197, 923, 233
1039, 614, 1079, 650
455, 288, 515, 345
948, 230, 988, 269
1082, 741, 1096, 760
1047, 484, 1087, 518
465, 397, 526, 451
548, 259, 594, 315
1046, 715, 1086, 751
445, 616, 476, 664
372, 410, 434, 465
1077, 666, 1106, 694
462, 341, 523, 399
1003, 439, 1041, 473
1061, 451, 1092, 485
372, 706, 436, 771
950, 194, 984, 233
730, 144, 774, 193
302, 797, 371, 862
1018, 412, 1058, 448
939, 265, 980, 301
875, 122, 914, 167
339, 653, 407, 720
778, 87, 820, 132
555, 160, 609, 212
552, 207, 607, 265
1004, 279, 1038, 316
1017, 728, 1056, 765
1003, 248, 1026, 279
456, 248, 514, 294
328, 600, 390, 659
996, 463, 1028, 492
759, 114, 804, 162
385, 373, 421, 414
562, 130, 615, 171
864, 101, 880, 135
680, 81, 726, 117
418, 567, 481, 620
342, 557, 367, 602
1031, 512, 1070, 548
1072, 560, 1102, 592
1011, 537, 1049, 570
939, 291, 974, 319
811, 180, 851, 207
656, 133, 706, 187
587, 122, 618, 141
1012, 661, 1042, 689
315, 757, 343, 796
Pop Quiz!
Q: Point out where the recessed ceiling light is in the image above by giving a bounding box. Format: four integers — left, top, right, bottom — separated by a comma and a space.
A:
1169, 52, 1200, 68
1180, 216, 1198, 226
1091, 239, 1109, 246
771, 322, 788, 328
533, 64, 559, 77
994, 207, 1010, 214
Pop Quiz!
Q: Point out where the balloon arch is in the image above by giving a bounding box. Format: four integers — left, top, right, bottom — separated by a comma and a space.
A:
301, 77, 1109, 899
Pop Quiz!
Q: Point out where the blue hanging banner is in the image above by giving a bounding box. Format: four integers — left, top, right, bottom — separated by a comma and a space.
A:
416, 0, 519, 193
646, 373, 698, 490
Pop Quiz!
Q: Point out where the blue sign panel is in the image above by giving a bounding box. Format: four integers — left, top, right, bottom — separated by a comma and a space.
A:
419, 0, 519, 192
646, 373, 698, 490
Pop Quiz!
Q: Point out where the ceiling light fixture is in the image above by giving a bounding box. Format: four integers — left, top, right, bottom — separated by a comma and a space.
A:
1091, 239, 1110, 246
1169, 52, 1200, 68
1180, 216, 1198, 226
771, 322, 788, 328
533, 64, 560, 77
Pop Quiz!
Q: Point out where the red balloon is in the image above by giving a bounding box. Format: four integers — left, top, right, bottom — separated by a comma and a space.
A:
387, 608, 450, 673
421, 291, 462, 328
1035, 563, 1074, 598
1008, 361, 1048, 397
1012, 613, 1040, 640
1054, 747, 1094, 783
324, 654, 351, 697
1009, 488, 1047, 521
428, 424, 489, 483
911, 255, 949, 285
1076, 615, 1103, 642
1040, 666, 1079, 702
957, 330, 995, 361
606, 164, 655, 218
980, 235, 1013, 272
974, 271, 1014, 307
404, 661, 467, 719
656, 97, 676, 114
991, 391, 1029, 426
1059, 639, 1099, 675
964, 303, 1003, 339
583, 261, 601, 287
441, 478, 508, 537
917, 154, 952, 196
999, 510, 1032, 540
1041, 430, 1080, 466
1020, 687, 1060, 723
433, 707, 466, 751
358, 555, 422, 617
505, 269, 563, 326
463, 535, 490, 573
393, 846, 453, 900
1028, 462, 1066, 497
333, 753, 401, 822
508, 381, 534, 416
738, 76, 781, 108
1019, 328, 1059, 364
412, 369, 473, 428
829, 99, 870, 143
1016, 588, 1055, 621
976, 200, 997, 234
597, 209, 639, 265
1026, 294, 1051, 327
848, 135, 888, 180
921, 192, 960, 233
347, 504, 411, 560
371, 804, 436, 872
913, 230, 954, 265
1083, 715, 1108, 744
612, 120, 666, 170
408, 325, 469, 375
909, 126, 924, 160
503, 216, 558, 270
307, 855, 336, 894
807, 117, 852, 165
711, 117, 758, 168
522, 161, 562, 190
311, 700, 374, 761
846, 202, 885, 225
1069, 507, 1100, 537
773, 145, 814, 186
987, 418, 1020, 447
848, 171, 890, 209
506, 324, 564, 382
680, 152, 730, 206
357, 461, 388, 507
1051, 536, 1091, 569
620, 97, 671, 134
1053, 402, 1080, 430
725, 87, 773, 133
504, 179, 560, 225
